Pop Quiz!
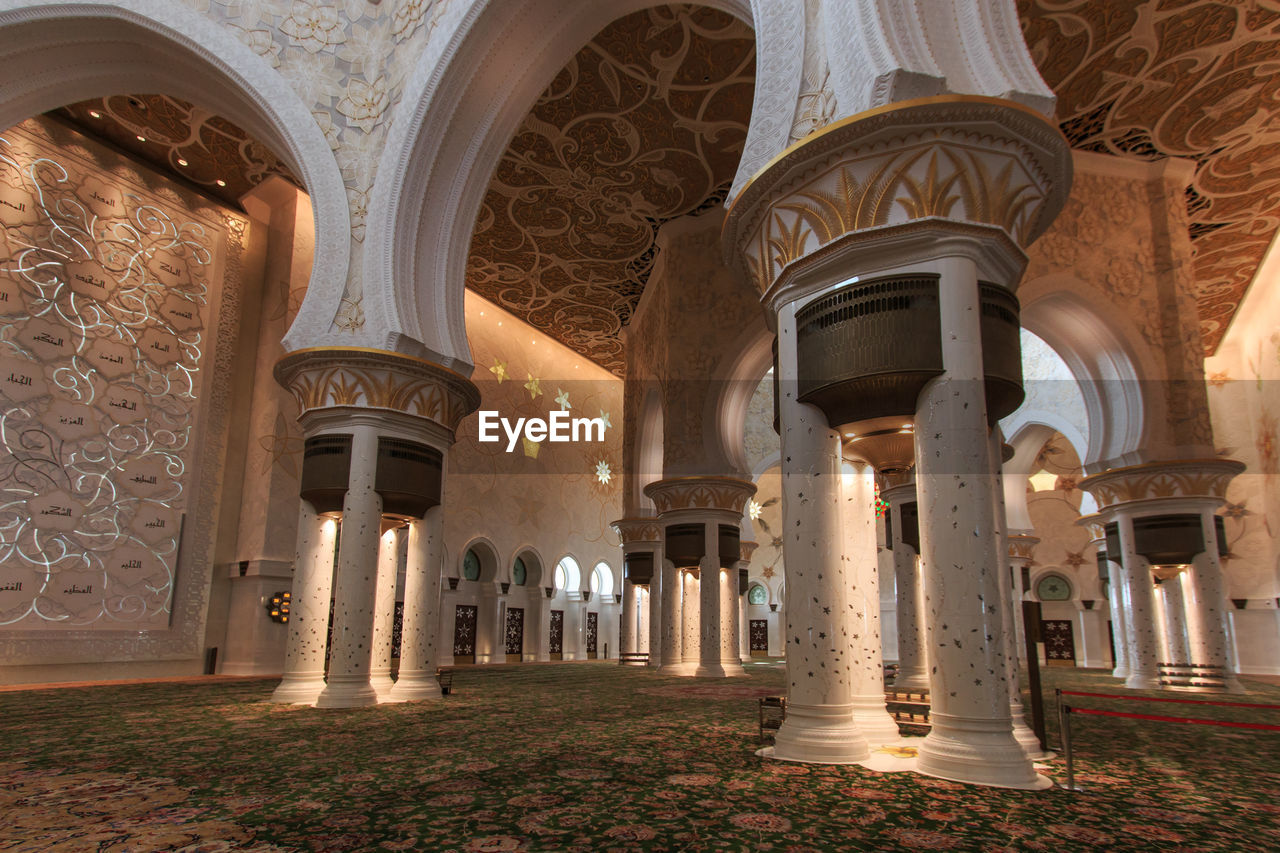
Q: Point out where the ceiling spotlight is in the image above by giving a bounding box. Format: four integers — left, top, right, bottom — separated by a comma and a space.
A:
215, 179, 227, 187
177, 158, 188, 167
135, 135, 146, 142
88, 110, 102, 119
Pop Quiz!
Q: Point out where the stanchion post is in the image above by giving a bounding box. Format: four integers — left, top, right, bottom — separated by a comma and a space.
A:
1057, 688, 1077, 791
1023, 600, 1047, 752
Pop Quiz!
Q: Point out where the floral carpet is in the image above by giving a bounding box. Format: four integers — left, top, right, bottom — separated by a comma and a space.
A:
1, 661, 1278, 851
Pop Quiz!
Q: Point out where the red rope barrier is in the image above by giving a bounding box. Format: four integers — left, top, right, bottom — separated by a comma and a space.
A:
1068, 706, 1280, 731
1058, 690, 1280, 710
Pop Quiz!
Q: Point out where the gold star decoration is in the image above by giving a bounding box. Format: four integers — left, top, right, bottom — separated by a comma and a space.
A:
489, 360, 508, 383
525, 373, 542, 400
595, 459, 612, 485
598, 409, 611, 430
555, 388, 571, 410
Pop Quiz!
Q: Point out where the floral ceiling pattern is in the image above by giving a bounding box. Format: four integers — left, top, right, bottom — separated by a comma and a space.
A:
465, 5, 756, 376
1019, 0, 1280, 353
58, 95, 298, 208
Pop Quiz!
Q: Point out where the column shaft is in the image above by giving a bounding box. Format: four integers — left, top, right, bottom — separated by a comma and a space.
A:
771, 302, 868, 764
1161, 577, 1190, 665
369, 526, 401, 699
271, 500, 337, 704
660, 558, 682, 671
1184, 508, 1243, 691
1106, 555, 1131, 679
388, 506, 443, 701
316, 425, 382, 708
1117, 512, 1162, 689
621, 579, 638, 660
913, 258, 1040, 788
681, 570, 700, 670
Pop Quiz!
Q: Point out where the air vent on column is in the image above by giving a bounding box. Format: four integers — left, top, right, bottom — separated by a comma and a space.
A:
300, 433, 352, 515
665, 523, 704, 568
375, 437, 442, 517
624, 551, 654, 585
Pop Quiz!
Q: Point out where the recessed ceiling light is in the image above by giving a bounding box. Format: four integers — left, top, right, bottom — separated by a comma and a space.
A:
135, 135, 146, 142
215, 179, 227, 187
88, 110, 102, 119
177, 158, 188, 167
497, 321, 502, 327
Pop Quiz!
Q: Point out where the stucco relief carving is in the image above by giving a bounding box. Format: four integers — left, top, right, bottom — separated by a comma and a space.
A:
274, 347, 481, 432
731, 98, 1068, 295
643, 476, 756, 515
1080, 459, 1246, 511
611, 518, 662, 545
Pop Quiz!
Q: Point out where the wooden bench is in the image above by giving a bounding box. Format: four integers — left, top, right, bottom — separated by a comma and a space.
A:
619, 652, 649, 667
759, 695, 786, 744
885, 688, 931, 729
1159, 662, 1228, 691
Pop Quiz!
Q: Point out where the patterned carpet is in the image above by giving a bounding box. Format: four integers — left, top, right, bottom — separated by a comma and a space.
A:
2, 661, 1278, 851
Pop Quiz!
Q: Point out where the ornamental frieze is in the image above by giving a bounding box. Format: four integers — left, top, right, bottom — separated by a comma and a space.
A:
724, 96, 1071, 295
643, 476, 757, 516
611, 518, 663, 546
1079, 459, 1246, 511
275, 347, 481, 433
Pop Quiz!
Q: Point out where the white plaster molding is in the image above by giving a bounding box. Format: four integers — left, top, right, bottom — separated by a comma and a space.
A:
729, 0, 803, 201
0, 0, 351, 354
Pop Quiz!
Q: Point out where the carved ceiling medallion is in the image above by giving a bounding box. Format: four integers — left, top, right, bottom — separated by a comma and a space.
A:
1019, 0, 1280, 352
466, 5, 756, 376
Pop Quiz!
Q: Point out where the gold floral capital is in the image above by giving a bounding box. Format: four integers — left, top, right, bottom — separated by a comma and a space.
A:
275, 347, 481, 433
1007, 534, 1041, 562
611, 518, 663, 546
722, 95, 1071, 295
1079, 459, 1246, 512
643, 476, 757, 516
739, 540, 759, 562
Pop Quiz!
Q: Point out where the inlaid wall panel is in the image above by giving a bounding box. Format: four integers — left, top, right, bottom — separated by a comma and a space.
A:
0, 118, 246, 661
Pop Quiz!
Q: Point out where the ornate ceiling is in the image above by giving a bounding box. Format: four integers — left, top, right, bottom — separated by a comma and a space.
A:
57, 94, 298, 208
1019, 0, 1280, 353
465, 5, 756, 375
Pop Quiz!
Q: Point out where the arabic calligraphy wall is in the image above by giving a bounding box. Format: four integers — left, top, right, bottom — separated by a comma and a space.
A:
0, 118, 243, 641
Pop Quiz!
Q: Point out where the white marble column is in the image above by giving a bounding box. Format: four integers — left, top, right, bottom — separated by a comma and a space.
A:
1185, 508, 1243, 691
387, 506, 444, 701
1102, 546, 1131, 680
369, 524, 402, 699
989, 433, 1046, 761
914, 258, 1042, 789
649, 554, 665, 668
696, 521, 743, 678
660, 557, 683, 672
772, 302, 868, 764
621, 579, 638, 660
1160, 576, 1191, 666
843, 461, 899, 744
1116, 512, 1162, 690
316, 425, 383, 708
739, 573, 751, 663
681, 570, 700, 672
636, 586, 650, 654
884, 483, 927, 691
271, 500, 337, 704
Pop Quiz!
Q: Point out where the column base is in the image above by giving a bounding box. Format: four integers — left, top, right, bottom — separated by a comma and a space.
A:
370, 672, 395, 701
917, 712, 1049, 790
384, 672, 442, 702
850, 695, 902, 746
772, 703, 870, 764
1111, 665, 1130, 680
1124, 672, 1162, 690
661, 661, 696, 676
893, 666, 930, 692
315, 679, 379, 708
270, 674, 326, 705
1010, 704, 1052, 760
694, 661, 746, 678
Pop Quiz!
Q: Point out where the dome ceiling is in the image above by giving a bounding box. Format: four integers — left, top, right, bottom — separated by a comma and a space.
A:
465, 4, 756, 376
1019, 0, 1280, 352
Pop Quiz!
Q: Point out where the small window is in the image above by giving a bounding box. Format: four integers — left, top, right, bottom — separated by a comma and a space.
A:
748, 585, 767, 606
513, 557, 527, 586
591, 562, 614, 598
1036, 573, 1072, 601
462, 549, 481, 581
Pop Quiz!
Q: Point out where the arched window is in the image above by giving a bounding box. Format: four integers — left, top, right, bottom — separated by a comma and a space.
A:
590, 562, 614, 598
554, 555, 580, 593
1036, 573, 1072, 601
513, 557, 527, 586
748, 584, 768, 606
462, 548, 481, 581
